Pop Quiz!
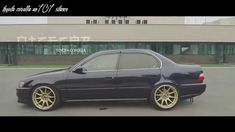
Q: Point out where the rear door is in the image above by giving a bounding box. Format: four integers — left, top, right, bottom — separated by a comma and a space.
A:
116, 52, 161, 98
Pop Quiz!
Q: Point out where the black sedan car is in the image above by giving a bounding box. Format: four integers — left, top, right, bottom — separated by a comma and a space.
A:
17, 49, 206, 111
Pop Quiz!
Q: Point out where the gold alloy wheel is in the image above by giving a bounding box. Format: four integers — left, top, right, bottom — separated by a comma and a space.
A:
32, 86, 56, 111
154, 84, 178, 109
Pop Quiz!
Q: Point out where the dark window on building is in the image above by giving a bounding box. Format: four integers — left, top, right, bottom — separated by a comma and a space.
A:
224, 44, 235, 55
136, 20, 141, 24
181, 45, 190, 55
93, 20, 98, 24
43, 44, 53, 55
86, 20, 90, 24
105, 20, 109, 24
142, 20, 148, 24
119, 53, 160, 69
111, 20, 116, 24
118, 20, 122, 24
198, 43, 215, 55
125, 20, 129, 24
82, 54, 119, 71
164, 44, 173, 55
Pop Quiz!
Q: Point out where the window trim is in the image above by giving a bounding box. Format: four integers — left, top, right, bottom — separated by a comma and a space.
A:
117, 52, 162, 70
83, 69, 117, 73
72, 52, 162, 72
118, 67, 161, 71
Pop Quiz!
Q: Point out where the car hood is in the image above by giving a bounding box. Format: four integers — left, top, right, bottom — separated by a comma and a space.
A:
33, 68, 69, 76
22, 68, 69, 81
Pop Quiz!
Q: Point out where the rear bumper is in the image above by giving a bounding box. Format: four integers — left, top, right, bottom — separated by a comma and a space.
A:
16, 87, 32, 104
179, 83, 206, 99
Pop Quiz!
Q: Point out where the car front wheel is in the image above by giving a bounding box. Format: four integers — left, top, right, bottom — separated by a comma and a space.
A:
32, 85, 60, 111
150, 84, 179, 110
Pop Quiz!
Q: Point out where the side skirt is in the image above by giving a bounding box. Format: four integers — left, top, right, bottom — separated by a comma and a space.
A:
64, 98, 147, 102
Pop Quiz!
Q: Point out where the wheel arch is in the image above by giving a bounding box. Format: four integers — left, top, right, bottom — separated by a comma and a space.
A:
153, 80, 181, 96
154, 80, 179, 88
31, 83, 60, 95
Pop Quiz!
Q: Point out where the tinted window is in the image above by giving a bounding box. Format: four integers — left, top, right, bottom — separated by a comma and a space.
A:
136, 20, 141, 24
142, 20, 148, 24
86, 20, 90, 24
83, 54, 119, 71
119, 53, 160, 69
105, 20, 109, 24
93, 20, 98, 24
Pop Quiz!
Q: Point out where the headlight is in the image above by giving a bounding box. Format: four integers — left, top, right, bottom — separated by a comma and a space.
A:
18, 81, 25, 88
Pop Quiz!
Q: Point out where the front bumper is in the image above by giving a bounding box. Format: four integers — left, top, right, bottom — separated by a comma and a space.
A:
16, 87, 32, 104
179, 83, 206, 99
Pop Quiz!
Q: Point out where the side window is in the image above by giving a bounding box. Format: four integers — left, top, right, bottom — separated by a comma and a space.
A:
119, 53, 160, 69
82, 54, 119, 71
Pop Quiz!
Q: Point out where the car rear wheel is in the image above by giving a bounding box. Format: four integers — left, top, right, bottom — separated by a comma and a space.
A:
32, 85, 60, 111
150, 84, 179, 110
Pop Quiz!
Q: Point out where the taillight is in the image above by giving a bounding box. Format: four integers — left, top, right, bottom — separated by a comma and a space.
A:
197, 73, 205, 81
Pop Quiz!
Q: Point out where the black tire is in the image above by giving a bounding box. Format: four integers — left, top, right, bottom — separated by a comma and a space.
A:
31, 85, 61, 111
150, 84, 179, 110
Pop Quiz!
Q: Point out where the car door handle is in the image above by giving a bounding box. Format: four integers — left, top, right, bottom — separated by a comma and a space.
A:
104, 77, 114, 80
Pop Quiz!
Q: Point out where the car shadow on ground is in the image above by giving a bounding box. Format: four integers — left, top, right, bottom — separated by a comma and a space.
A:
19, 99, 194, 111
61, 99, 194, 110
62, 100, 150, 109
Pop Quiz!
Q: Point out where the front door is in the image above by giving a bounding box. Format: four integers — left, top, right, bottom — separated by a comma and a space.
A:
65, 53, 119, 100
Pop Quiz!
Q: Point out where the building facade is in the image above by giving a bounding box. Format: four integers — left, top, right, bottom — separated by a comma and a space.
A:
0, 24, 235, 65
47, 16, 185, 25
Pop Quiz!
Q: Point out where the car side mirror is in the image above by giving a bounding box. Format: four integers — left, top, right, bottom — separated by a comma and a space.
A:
73, 67, 87, 74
